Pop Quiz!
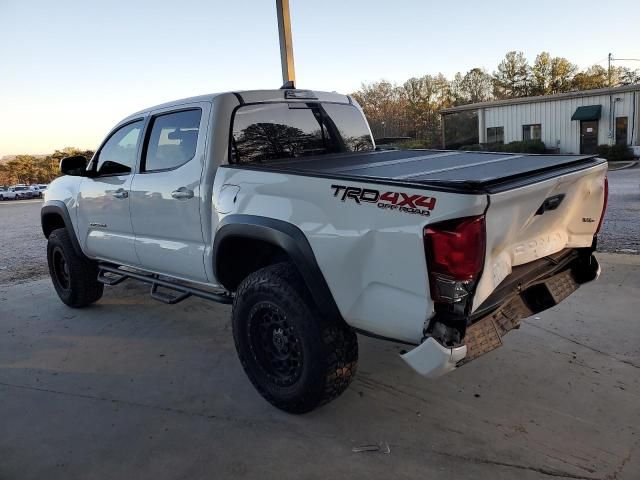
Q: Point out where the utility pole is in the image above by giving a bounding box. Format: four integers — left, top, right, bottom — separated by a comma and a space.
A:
276, 0, 296, 87
608, 52, 613, 88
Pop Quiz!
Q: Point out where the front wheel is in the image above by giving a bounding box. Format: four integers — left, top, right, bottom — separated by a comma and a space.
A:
232, 262, 358, 413
47, 228, 104, 307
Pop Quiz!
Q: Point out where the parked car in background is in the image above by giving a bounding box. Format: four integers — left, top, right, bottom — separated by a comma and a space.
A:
29, 185, 43, 198
0, 187, 18, 200
12, 185, 33, 199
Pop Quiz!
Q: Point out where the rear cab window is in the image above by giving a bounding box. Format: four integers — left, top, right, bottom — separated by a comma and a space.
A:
230, 102, 374, 164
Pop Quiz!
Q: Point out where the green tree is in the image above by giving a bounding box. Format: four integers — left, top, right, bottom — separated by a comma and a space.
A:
531, 52, 553, 95
460, 68, 493, 104
493, 51, 531, 98
618, 67, 640, 85
549, 57, 577, 93
447, 72, 466, 106
531, 53, 577, 95
572, 65, 609, 90
398, 74, 451, 142
352, 80, 406, 138
401, 76, 431, 138
0, 147, 94, 186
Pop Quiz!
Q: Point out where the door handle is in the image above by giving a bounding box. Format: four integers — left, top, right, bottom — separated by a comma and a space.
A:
171, 187, 194, 200
112, 189, 128, 199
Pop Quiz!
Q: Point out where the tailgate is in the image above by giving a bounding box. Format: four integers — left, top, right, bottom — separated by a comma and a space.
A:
473, 161, 608, 310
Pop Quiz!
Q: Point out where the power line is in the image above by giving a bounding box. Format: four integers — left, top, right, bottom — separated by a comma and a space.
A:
608, 53, 640, 87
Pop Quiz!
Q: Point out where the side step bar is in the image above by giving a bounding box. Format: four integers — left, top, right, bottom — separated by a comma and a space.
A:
97, 264, 233, 305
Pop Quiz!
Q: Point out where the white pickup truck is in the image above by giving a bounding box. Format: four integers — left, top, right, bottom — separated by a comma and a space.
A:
41, 88, 607, 413
0, 187, 18, 200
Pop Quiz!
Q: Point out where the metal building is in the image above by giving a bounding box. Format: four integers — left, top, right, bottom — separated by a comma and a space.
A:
441, 84, 640, 155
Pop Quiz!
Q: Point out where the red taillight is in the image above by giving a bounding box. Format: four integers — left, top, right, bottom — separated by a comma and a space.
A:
424, 215, 486, 303
595, 176, 609, 234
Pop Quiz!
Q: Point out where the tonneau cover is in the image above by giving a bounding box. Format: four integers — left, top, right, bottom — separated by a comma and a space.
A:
236, 149, 604, 193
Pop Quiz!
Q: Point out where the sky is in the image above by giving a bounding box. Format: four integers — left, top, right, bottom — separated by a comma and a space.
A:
1, 0, 639, 157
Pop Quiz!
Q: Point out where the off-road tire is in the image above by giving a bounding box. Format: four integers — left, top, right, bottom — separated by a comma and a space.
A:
232, 262, 358, 414
47, 228, 103, 307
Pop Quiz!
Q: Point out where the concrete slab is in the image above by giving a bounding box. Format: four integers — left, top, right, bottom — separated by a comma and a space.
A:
1, 254, 639, 480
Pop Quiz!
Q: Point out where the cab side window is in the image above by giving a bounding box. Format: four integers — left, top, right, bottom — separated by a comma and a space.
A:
95, 121, 144, 176
143, 109, 202, 172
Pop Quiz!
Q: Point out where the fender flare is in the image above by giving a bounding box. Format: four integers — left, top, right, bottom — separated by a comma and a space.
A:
213, 215, 341, 319
41, 200, 83, 256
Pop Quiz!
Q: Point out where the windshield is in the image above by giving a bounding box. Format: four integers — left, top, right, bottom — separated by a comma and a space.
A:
230, 102, 374, 164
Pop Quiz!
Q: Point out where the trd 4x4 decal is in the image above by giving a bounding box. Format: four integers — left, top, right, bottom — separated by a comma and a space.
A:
331, 185, 436, 217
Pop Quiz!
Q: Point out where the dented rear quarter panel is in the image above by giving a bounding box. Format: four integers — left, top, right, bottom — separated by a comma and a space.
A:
212, 166, 486, 344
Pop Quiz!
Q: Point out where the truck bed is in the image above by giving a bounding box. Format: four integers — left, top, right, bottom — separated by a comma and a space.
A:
231, 149, 605, 193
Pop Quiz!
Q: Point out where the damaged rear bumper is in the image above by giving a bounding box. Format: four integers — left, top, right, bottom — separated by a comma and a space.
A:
401, 338, 467, 378
401, 249, 600, 378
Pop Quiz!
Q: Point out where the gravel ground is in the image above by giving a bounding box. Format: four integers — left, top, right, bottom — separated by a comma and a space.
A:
0, 199, 47, 285
0, 166, 637, 286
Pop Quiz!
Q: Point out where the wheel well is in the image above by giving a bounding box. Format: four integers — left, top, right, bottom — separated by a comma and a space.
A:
42, 212, 66, 238
216, 237, 291, 291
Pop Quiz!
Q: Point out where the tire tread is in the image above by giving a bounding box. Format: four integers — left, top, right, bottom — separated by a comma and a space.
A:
47, 228, 103, 307
232, 262, 357, 413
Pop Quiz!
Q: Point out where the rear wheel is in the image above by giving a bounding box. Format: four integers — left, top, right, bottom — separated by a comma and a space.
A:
232, 262, 358, 413
47, 228, 103, 307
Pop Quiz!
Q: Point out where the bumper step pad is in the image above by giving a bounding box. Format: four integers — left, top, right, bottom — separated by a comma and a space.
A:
546, 269, 579, 304
463, 295, 533, 363
458, 254, 599, 366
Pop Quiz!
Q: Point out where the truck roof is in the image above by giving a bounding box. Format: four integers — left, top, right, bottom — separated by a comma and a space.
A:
123, 89, 352, 122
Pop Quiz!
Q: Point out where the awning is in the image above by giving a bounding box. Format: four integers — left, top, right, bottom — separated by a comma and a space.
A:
571, 105, 602, 121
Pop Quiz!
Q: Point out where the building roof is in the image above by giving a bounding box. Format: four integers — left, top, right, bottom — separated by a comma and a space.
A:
440, 83, 640, 114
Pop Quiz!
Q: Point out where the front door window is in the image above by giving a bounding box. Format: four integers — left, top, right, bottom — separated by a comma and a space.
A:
93, 121, 144, 176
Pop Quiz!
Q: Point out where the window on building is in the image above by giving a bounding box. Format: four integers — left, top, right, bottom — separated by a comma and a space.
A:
486, 126, 504, 144
616, 117, 628, 146
144, 109, 202, 172
523, 124, 542, 141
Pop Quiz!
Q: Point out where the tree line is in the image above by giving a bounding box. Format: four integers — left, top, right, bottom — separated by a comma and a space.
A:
351, 50, 640, 144
0, 147, 94, 186
2, 51, 638, 179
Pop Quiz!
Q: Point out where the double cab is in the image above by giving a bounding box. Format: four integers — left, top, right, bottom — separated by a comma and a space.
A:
41, 88, 607, 413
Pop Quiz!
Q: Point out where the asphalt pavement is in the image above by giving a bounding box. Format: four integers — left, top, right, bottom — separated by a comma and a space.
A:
1, 254, 639, 479
598, 163, 640, 254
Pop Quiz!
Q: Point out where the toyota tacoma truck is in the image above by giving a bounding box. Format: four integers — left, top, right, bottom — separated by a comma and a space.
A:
41, 88, 607, 413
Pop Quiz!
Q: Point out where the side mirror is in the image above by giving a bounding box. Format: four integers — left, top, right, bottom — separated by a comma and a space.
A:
60, 155, 88, 176
97, 161, 131, 176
